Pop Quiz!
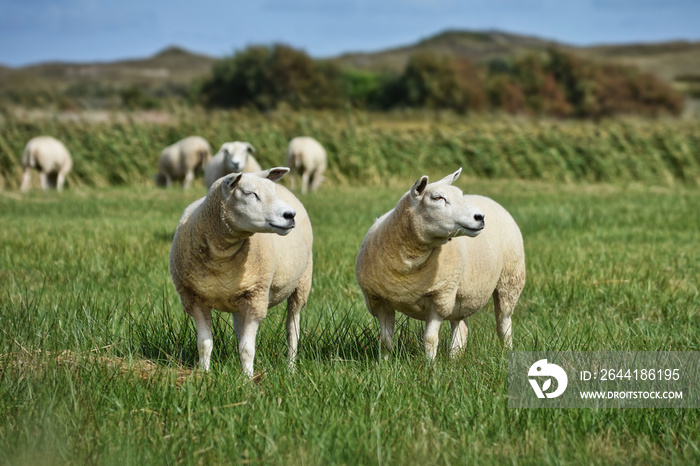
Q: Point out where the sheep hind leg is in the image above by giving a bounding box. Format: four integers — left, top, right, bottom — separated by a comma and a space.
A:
190, 305, 214, 371
493, 286, 522, 350
366, 297, 395, 361
39, 172, 49, 191
449, 319, 468, 358
285, 260, 311, 371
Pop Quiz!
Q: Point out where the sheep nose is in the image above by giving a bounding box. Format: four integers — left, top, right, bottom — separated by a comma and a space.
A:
283, 210, 296, 220
474, 213, 484, 222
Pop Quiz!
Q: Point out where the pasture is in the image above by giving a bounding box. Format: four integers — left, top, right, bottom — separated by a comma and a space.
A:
0, 113, 699, 464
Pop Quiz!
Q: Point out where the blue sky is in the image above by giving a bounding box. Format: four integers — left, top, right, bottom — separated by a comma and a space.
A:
1, 0, 698, 67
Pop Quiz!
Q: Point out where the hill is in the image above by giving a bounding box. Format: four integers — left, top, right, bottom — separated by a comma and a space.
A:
332, 29, 700, 93
0, 46, 216, 97
332, 29, 571, 73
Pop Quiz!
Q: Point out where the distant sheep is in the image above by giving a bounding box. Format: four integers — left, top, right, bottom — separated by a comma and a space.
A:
285, 136, 327, 194
21, 136, 73, 192
157, 136, 212, 189
356, 168, 525, 361
169, 168, 313, 377
203, 142, 261, 189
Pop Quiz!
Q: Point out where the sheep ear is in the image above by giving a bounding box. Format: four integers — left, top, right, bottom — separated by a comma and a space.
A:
222, 173, 242, 193
437, 168, 462, 185
411, 176, 429, 198
246, 143, 256, 154
260, 167, 289, 182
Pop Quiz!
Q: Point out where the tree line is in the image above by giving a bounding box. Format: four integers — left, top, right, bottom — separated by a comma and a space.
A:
196, 44, 683, 118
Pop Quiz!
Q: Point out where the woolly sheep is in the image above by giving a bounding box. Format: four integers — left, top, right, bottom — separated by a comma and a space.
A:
157, 136, 212, 189
20, 136, 73, 192
355, 168, 525, 361
285, 136, 327, 194
203, 142, 261, 189
169, 168, 313, 377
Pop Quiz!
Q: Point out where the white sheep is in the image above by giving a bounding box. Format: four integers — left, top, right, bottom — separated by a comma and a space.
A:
157, 136, 212, 189
169, 167, 313, 377
355, 168, 525, 361
203, 141, 261, 189
20, 136, 73, 192
285, 136, 327, 194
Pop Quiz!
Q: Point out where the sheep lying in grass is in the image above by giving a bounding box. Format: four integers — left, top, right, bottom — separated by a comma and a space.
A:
285, 136, 327, 194
169, 168, 313, 377
204, 142, 261, 189
157, 136, 212, 189
355, 168, 525, 361
21, 136, 73, 192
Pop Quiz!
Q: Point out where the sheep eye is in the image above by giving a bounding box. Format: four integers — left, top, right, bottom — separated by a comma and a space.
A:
432, 195, 447, 203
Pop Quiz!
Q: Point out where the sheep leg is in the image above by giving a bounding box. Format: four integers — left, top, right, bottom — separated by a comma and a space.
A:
183, 170, 194, 189
21, 168, 32, 192
449, 319, 469, 358
301, 171, 310, 195
424, 315, 443, 362
493, 289, 518, 350
56, 171, 67, 192
39, 172, 49, 191
165, 175, 173, 188
237, 312, 263, 378
285, 261, 311, 370
310, 169, 324, 192
289, 170, 297, 190
377, 310, 395, 361
367, 297, 395, 360
190, 305, 214, 371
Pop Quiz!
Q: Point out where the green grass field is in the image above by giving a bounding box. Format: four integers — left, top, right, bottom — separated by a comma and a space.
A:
1, 173, 698, 464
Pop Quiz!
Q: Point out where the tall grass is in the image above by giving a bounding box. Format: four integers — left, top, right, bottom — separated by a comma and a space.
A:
1, 178, 698, 464
1, 110, 700, 190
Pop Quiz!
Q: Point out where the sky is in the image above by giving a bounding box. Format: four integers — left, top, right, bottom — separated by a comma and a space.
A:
1, 0, 699, 67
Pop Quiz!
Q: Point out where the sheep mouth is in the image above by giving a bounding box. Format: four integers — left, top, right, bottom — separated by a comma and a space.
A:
269, 222, 295, 233
456, 224, 484, 236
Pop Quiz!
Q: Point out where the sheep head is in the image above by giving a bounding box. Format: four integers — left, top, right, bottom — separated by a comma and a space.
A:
220, 167, 296, 236
219, 142, 256, 173
409, 167, 485, 242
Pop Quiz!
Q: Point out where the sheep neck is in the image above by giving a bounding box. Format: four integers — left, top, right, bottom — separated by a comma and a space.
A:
383, 195, 442, 272
195, 195, 252, 259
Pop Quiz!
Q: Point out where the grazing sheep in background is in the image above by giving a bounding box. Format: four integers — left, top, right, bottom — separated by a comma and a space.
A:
169, 168, 313, 377
157, 136, 212, 189
203, 141, 261, 189
356, 168, 525, 361
20, 136, 73, 192
285, 136, 327, 194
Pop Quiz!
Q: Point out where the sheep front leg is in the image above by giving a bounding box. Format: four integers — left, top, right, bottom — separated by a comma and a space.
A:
424, 314, 443, 362
21, 168, 32, 192
183, 170, 194, 189
309, 170, 324, 192
449, 319, 468, 358
56, 171, 67, 192
301, 171, 310, 195
190, 305, 214, 371
236, 311, 263, 378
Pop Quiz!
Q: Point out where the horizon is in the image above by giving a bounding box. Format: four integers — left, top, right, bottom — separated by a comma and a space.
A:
2, 0, 699, 68
5, 27, 700, 69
